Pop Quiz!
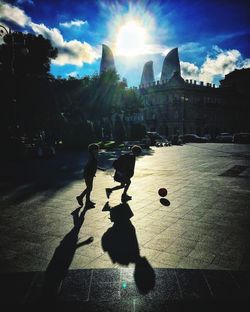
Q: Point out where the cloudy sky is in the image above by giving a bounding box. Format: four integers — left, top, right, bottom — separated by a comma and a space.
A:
0, 0, 250, 86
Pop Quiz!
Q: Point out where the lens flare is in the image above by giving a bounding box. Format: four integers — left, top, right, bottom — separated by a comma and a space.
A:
115, 21, 147, 56
103, 1, 167, 57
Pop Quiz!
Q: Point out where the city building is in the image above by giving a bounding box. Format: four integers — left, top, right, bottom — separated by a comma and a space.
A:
100, 44, 116, 74
140, 61, 155, 86
98, 45, 250, 139
137, 48, 250, 138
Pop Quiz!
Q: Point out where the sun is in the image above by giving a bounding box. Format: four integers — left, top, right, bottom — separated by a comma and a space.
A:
115, 21, 148, 57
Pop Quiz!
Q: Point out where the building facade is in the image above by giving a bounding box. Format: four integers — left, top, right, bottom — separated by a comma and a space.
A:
137, 48, 250, 138
98, 45, 250, 139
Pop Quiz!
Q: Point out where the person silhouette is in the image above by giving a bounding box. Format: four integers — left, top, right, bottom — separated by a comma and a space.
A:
76, 143, 105, 208
105, 145, 142, 202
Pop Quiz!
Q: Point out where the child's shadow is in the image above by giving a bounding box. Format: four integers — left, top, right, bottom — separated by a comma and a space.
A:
41, 205, 93, 302
101, 202, 155, 294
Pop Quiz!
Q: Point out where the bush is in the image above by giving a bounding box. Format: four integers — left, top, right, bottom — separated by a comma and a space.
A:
62, 121, 95, 149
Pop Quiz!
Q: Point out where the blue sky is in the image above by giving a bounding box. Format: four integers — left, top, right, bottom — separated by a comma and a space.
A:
1, 0, 250, 86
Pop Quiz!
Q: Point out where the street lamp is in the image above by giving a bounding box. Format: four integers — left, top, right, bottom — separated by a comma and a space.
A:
1, 25, 29, 74
181, 95, 188, 135
0, 24, 11, 37
0, 25, 15, 74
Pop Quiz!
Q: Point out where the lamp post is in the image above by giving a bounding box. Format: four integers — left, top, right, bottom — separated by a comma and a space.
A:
0, 25, 14, 74
1, 25, 16, 131
181, 95, 188, 135
0, 25, 29, 141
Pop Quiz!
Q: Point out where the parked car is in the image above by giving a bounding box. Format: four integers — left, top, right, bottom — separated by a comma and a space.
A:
182, 134, 208, 143
215, 133, 233, 143
146, 132, 165, 146
171, 135, 183, 145
233, 133, 250, 144
203, 133, 212, 141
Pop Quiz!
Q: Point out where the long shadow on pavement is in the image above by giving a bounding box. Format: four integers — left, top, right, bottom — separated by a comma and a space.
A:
101, 202, 156, 294
40, 204, 93, 306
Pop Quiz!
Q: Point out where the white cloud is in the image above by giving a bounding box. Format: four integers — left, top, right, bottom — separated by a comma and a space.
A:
242, 58, 250, 68
59, 19, 88, 28
30, 22, 63, 45
180, 61, 199, 80
0, 2, 31, 27
180, 47, 250, 84
179, 42, 206, 54
16, 0, 34, 5
0, 2, 99, 66
66, 71, 78, 77
199, 49, 241, 82
29, 22, 99, 66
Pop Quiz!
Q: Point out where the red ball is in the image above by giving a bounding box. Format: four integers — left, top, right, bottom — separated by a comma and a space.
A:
158, 188, 168, 197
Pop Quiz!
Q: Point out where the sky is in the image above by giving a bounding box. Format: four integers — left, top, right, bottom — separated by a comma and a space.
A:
0, 0, 250, 86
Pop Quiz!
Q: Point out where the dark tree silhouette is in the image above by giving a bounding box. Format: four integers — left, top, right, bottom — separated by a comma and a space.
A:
0, 29, 145, 156
0, 32, 58, 76
113, 114, 126, 143
0, 31, 58, 157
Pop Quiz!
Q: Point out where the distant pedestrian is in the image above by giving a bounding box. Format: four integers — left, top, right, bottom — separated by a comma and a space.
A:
105, 145, 142, 202
76, 143, 105, 208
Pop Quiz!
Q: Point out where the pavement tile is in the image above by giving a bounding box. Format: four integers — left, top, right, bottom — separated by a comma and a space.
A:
70, 254, 94, 269
0, 271, 36, 305
77, 300, 134, 312
92, 268, 120, 284
166, 243, 194, 258
59, 269, 91, 302
188, 243, 217, 264
175, 269, 212, 300
202, 269, 242, 300
229, 270, 250, 297
154, 252, 183, 267
89, 281, 121, 302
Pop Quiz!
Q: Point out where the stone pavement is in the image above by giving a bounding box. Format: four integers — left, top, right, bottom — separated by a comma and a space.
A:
0, 143, 250, 310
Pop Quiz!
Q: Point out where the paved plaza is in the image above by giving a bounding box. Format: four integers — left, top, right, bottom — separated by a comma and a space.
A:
0, 143, 250, 310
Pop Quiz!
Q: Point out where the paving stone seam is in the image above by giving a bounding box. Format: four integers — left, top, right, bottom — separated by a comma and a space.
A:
174, 269, 183, 300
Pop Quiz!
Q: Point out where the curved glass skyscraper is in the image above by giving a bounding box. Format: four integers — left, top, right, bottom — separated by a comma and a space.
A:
100, 44, 116, 74
160, 48, 180, 82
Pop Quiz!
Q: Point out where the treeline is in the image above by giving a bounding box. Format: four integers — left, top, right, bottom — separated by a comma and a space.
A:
0, 31, 145, 156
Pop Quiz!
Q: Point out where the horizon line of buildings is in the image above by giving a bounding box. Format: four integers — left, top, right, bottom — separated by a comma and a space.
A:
100, 44, 250, 138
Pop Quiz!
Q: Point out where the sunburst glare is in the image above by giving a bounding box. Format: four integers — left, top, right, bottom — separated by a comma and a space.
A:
104, 2, 165, 57
115, 21, 148, 56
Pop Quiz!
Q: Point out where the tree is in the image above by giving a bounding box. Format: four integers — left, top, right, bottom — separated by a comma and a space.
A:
122, 88, 144, 116
113, 114, 126, 144
0, 32, 58, 76
130, 123, 146, 140
0, 31, 58, 157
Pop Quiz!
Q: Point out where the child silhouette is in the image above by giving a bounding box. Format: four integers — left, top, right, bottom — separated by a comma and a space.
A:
76, 143, 105, 208
106, 145, 142, 202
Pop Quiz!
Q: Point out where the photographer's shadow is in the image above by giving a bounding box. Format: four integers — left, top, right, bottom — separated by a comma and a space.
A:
101, 202, 155, 294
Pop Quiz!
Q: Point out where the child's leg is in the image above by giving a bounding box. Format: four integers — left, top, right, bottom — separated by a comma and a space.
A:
85, 177, 94, 203
106, 183, 125, 198
110, 183, 125, 191
78, 188, 87, 199
122, 179, 131, 195
78, 178, 88, 199
76, 178, 89, 206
